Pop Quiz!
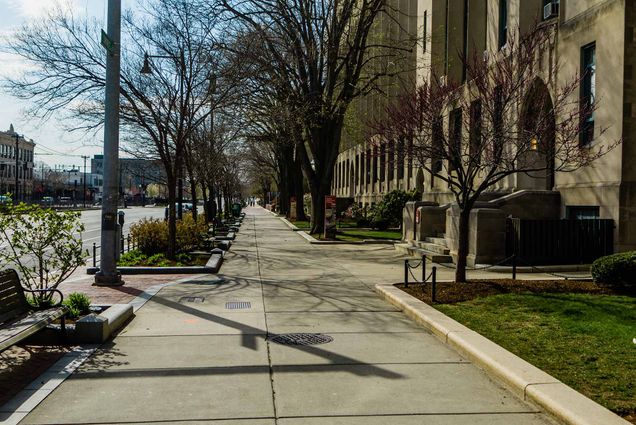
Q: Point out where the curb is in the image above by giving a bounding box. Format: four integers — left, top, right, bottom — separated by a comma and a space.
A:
86, 253, 224, 275
296, 230, 399, 245
375, 283, 630, 425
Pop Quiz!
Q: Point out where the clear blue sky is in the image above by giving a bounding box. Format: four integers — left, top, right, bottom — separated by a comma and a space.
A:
0, 0, 134, 172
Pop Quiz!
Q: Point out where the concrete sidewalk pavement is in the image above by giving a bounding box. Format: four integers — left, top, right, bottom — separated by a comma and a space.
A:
19, 206, 556, 424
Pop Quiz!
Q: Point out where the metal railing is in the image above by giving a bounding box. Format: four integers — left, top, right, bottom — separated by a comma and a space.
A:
91, 233, 137, 268
403, 256, 438, 303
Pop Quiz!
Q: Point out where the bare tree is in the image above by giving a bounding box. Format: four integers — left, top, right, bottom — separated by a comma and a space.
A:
2, 0, 229, 257
375, 24, 618, 282
220, 0, 415, 233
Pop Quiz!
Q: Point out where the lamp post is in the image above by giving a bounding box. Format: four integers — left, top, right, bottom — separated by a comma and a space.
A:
95, 0, 123, 286
14, 133, 20, 204
140, 49, 186, 220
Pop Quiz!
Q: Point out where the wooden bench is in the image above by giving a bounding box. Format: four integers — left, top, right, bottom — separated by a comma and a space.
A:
0, 269, 67, 352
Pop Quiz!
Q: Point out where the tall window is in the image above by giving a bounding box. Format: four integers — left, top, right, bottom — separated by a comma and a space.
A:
449, 109, 463, 170
432, 118, 444, 174
580, 42, 596, 146
469, 100, 482, 163
498, 0, 508, 49
397, 139, 405, 179
423, 11, 427, 54
380, 144, 386, 182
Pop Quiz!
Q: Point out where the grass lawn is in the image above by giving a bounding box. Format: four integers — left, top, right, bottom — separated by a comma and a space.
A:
289, 219, 311, 229
309, 228, 401, 241
336, 229, 402, 241
435, 293, 636, 420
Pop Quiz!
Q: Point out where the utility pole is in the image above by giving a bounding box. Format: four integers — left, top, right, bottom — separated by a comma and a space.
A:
14, 133, 19, 204
95, 0, 123, 286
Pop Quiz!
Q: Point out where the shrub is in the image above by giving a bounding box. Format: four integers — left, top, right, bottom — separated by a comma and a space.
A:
130, 213, 208, 256
63, 292, 92, 319
118, 249, 147, 266
0, 203, 85, 303
371, 189, 421, 229
591, 251, 636, 290
176, 213, 208, 252
130, 218, 168, 256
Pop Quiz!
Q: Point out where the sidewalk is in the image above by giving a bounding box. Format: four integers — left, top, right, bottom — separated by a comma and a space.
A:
19, 207, 556, 424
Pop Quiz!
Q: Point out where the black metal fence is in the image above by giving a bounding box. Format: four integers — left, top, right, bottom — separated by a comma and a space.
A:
506, 218, 614, 265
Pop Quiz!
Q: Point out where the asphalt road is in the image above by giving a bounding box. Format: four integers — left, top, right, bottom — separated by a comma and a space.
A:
80, 206, 166, 265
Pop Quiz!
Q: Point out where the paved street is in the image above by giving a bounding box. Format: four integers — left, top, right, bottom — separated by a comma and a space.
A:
19, 207, 555, 424
77, 206, 166, 264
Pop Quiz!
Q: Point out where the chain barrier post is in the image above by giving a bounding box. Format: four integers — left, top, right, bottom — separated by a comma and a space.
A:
431, 266, 437, 303
512, 254, 517, 280
93, 243, 97, 268
404, 260, 409, 287
422, 255, 426, 283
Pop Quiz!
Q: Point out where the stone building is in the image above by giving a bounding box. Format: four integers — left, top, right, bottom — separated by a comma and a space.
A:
0, 124, 35, 201
332, 0, 635, 261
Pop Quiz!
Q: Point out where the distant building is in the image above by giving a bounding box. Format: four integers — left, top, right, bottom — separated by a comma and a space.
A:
91, 155, 166, 197
0, 124, 35, 200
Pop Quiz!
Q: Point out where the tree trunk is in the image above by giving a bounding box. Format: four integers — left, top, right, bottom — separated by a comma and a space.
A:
167, 180, 177, 259
189, 178, 198, 221
201, 182, 209, 222
293, 157, 307, 221
309, 177, 332, 235
455, 208, 471, 283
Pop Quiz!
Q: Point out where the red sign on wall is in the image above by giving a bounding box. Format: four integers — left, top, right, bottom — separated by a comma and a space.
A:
324, 195, 337, 239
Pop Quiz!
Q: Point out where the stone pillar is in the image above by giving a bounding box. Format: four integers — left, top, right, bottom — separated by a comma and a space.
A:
416, 204, 446, 241
468, 208, 507, 267
402, 201, 427, 241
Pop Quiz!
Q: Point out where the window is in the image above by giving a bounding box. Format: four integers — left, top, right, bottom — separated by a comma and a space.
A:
449, 109, 462, 170
366, 149, 371, 185
542, 0, 559, 20
386, 140, 394, 181
397, 139, 405, 180
372, 147, 378, 183
469, 100, 482, 163
498, 0, 508, 49
380, 144, 386, 182
580, 42, 596, 146
423, 11, 427, 54
432, 118, 444, 174
567, 206, 599, 220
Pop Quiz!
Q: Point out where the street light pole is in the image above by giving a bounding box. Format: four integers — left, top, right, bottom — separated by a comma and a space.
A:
14, 133, 19, 204
82, 155, 88, 208
141, 49, 186, 220
95, 0, 123, 286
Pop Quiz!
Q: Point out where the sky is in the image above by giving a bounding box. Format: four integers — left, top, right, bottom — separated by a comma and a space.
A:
0, 0, 133, 172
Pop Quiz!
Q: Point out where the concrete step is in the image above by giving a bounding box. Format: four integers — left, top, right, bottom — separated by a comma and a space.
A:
413, 241, 450, 255
395, 243, 453, 264
424, 237, 447, 247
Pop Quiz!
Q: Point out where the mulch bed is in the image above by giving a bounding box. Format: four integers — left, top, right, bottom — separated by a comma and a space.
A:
396, 279, 630, 304
0, 344, 72, 406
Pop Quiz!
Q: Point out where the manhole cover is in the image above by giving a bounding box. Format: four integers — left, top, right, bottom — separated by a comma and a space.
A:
179, 296, 205, 303
267, 333, 333, 346
225, 301, 251, 310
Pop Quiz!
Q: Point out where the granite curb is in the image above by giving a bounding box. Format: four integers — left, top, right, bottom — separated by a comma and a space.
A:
375, 283, 630, 425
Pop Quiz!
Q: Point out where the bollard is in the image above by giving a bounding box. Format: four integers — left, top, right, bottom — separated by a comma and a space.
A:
512, 255, 517, 280
92, 243, 96, 268
431, 266, 437, 303
404, 260, 409, 287
422, 255, 427, 283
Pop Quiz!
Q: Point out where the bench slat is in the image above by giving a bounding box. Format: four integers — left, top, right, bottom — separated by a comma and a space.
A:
0, 307, 66, 351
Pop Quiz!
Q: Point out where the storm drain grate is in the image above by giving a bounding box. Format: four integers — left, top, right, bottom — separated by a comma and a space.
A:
225, 301, 251, 310
179, 296, 205, 303
267, 333, 333, 346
